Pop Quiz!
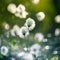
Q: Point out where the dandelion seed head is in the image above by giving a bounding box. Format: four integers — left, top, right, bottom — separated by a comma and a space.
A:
25, 18, 35, 31
55, 28, 60, 36
36, 12, 45, 21
31, 0, 40, 4
2, 22, 10, 30
22, 53, 34, 60
18, 26, 29, 38
45, 45, 50, 50
10, 25, 20, 36
55, 15, 60, 23
30, 44, 41, 57
53, 51, 58, 55
7, 3, 16, 14
35, 33, 44, 42
1, 46, 8, 55
17, 4, 26, 11
17, 52, 25, 57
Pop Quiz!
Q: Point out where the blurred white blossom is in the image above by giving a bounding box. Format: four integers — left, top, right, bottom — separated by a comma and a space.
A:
7, 3, 28, 18
18, 26, 29, 38
31, 0, 40, 4
15, 4, 28, 18
10, 25, 20, 36
17, 4, 26, 12
55, 15, 60, 23
1, 46, 8, 55
25, 18, 35, 31
53, 51, 58, 55
10, 29, 16, 36
15, 10, 28, 18
55, 28, 60, 36
24, 47, 28, 51
34, 33, 44, 42
36, 12, 45, 21
2, 22, 10, 30
30, 44, 41, 57
21, 53, 34, 60
17, 52, 25, 57
7, 3, 16, 14
45, 45, 50, 50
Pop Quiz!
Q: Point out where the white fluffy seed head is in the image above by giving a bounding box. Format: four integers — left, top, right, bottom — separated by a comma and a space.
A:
10, 25, 20, 36
1, 46, 8, 55
25, 18, 35, 31
22, 53, 34, 60
18, 26, 29, 38
17, 4, 26, 11
31, 0, 40, 4
17, 52, 25, 57
45, 45, 50, 50
24, 47, 28, 51
15, 11, 28, 18
53, 51, 58, 55
2, 22, 10, 30
19, 11, 28, 18
10, 29, 16, 36
35, 33, 44, 42
55, 28, 60, 36
7, 3, 16, 14
55, 15, 60, 23
36, 12, 45, 21
30, 44, 41, 57
30, 44, 41, 50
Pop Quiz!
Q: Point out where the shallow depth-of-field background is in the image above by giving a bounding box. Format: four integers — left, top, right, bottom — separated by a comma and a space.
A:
0, 0, 60, 60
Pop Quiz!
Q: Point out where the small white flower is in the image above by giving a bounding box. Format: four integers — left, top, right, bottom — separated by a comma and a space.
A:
31, 0, 40, 4
47, 33, 51, 38
18, 26, 29, 38
22, 53, 34, 60
55, 15, 60, 23
10, 25, 20, 36
17, 4, 26, 12
5, 24, 10, 30
36, 12, 45, 21
10, 29, 16, 36
55, 28, 60, 36
1, 46, 8, 55
53, 51, 58, 55
13, 25, 20, 35
17, 52, 25, 57
34, 33, 44, 42
45, 45, 50, 50
30, 44, 41, 57
2, 22, 10, 30
14, 4, 28, 18
25, 18, 35, 31
7, 3, 16, 14
24, 47, 28, 51
15, 10, 28, 18
30, 44, 41, 51
19, 11, 28, 18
